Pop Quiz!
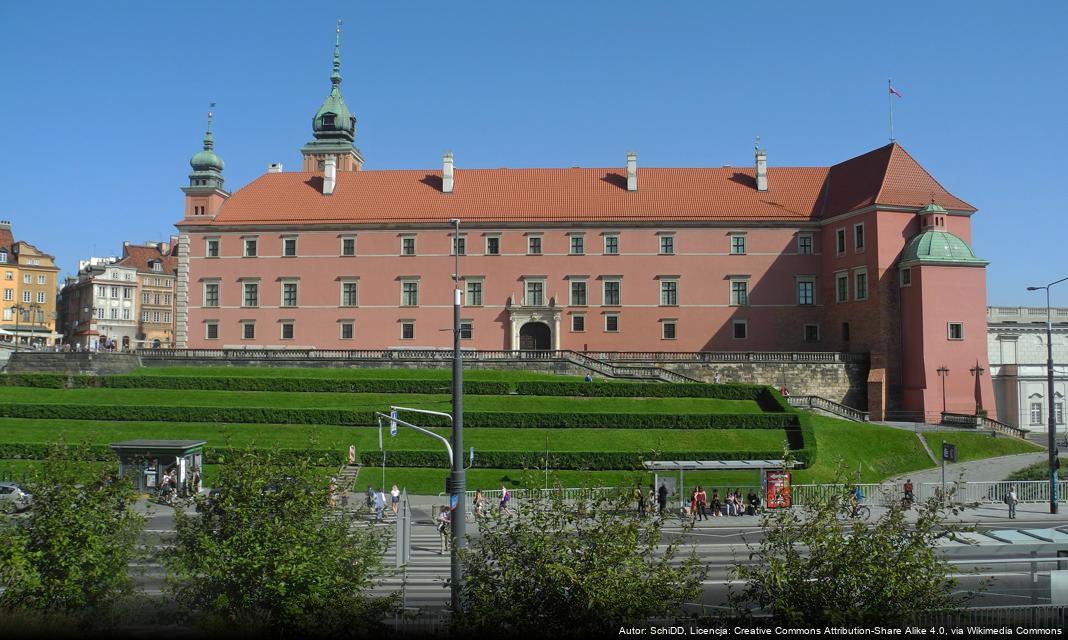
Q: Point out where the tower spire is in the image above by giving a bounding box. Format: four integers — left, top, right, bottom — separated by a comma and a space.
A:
203, 103, 216, 151
331, 19, 342, 89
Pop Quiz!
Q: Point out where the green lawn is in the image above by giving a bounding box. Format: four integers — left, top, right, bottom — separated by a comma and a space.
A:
792, 417, 937, 484
0, 418, 786, 453
922, 433, 1041, 463
0, 387, 762, 414
130, 366, 583, 382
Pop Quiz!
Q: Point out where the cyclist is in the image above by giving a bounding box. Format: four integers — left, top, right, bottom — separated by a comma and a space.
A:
850, 485, 865, 517
902, 479, 915, 507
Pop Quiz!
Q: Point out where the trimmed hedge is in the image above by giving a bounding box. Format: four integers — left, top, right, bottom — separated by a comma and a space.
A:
514, 381, 768, 400
0, 443, 345, 467
0, 373, 510, 396
0, 403, 797, 430
756, 387, 795, 413
359, 449, 788, 470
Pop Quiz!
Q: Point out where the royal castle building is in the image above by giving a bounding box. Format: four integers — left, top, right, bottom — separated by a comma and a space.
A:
176, 31, 995, 421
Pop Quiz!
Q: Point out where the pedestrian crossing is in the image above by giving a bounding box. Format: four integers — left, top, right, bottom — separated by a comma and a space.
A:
374, 530, 453, 611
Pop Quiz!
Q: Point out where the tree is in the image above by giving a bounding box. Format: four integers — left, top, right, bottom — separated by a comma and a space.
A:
730, 472, 976, 625
0, 453, 144, 627
456, 486, 706, 636
165, 451, 396, 636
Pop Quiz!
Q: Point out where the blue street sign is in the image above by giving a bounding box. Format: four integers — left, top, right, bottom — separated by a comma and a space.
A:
390, 409, 398, 437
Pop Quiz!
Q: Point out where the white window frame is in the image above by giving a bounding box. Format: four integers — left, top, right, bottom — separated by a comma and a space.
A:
797, 277, 815, 306
36, 291, 45, 304
400, 321, 415, 340
1030, 402, 1043, 426
661, 319, 677, 340
797, 233, 814, 255
280, 321, 295, 340
569, 278, 588, 307
203, 280, 220, 308
484, 234, 501, 256
243, 237, 258, 258
451, 234, 467, 257
280, 280, 299, 308
729, 232, 747, 255
854, 223, 865, 252
571, 314, 586, 332
569, 234, 585, 256
603, 234, 620, 255
460, 320, 473, 340
835, 228, 846, 256
241, 321, 256, 340
339, 279, 359, 307
660, 279, 678, 306
22, 290, 31, 303
205, 322, 219, 340
400, 279, 419, 307
728, 277, 749, 306
527, 235, 543, 256
835, 272, 849, 303
732, 319, 748, 340
947, 322, 964, 341
37, 275, 46, 284
465, 278, 484, 307
524, 277, 546, 307
854, 268, 869, 301
340, 235, 357, 257
339, 321, 354, 340
602, 278, 622, 306
658, 233, 675, 255
281, 236, 297, 257
604, 313, 619, 333
400, 235, 416, 256
242, 281, 259, 308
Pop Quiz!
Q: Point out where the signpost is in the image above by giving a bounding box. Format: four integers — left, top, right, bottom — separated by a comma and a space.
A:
941, 441, 957, 505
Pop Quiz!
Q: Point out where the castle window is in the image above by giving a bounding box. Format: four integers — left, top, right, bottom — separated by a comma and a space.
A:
322, 113, 336, 127
797, 234, 813, 255
900, 268, 912, 287
661, 320, 677, 340
947, 322, 964, 341
732, 320, 748, 340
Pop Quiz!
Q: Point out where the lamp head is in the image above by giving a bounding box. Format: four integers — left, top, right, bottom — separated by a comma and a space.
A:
1027, 286, 1042, 291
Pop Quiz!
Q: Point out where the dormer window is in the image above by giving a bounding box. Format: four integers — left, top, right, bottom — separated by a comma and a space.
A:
151, 262, 162, 272
322, 113, 336, 127
0, 251, 6, 264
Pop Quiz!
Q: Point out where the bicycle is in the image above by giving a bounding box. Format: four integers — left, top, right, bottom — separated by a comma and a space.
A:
850, 505, 871, 520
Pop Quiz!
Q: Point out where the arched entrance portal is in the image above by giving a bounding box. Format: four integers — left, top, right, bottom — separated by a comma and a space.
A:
518, 322, 551, 350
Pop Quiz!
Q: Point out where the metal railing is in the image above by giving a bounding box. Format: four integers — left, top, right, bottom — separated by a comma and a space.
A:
787, 395, 870, 422
941, 412, 1030, 440
913, 605, 1068, 628
136, 347, 867, 365
792, 480, 1068, 506
561, 351, 702, 384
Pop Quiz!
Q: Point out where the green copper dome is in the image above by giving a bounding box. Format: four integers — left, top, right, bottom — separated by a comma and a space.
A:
311, 28, 356, 141
918, 202, 947, 215
189, 113, 224, 172
901, 230, 988, 266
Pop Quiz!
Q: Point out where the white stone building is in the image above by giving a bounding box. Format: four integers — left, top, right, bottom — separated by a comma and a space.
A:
988, 306, 1068, 433
59, 259, 140, 350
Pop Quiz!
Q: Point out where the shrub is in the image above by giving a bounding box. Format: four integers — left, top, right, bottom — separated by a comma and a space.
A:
515, 381, 767, 400
358, 449, 787, 470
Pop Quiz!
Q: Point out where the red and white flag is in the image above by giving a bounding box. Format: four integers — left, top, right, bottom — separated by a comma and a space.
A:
889, 85, 903, 98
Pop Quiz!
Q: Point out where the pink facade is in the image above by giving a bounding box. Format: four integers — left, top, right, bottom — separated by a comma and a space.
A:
173, 61, 993, 420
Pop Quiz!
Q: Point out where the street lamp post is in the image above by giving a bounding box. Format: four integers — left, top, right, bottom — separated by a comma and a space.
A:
936, 366, 949, 415
11, 304, 22, 354
1028, 276, 1067, 515
970, 362, 985, 416
448, 218, 466, 614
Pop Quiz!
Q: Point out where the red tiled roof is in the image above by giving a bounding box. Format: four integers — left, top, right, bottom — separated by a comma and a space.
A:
185, 143, 974, 227
118, 244, 176, 275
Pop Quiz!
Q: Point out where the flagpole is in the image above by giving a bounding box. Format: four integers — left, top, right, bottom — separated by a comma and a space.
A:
888, 79, 895, 143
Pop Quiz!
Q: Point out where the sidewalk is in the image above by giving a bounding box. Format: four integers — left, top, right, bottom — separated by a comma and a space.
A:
888, 452, 1048, 485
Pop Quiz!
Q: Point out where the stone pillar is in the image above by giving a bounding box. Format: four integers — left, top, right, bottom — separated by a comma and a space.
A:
553, 314, 561, 350
175, 234, 190, 348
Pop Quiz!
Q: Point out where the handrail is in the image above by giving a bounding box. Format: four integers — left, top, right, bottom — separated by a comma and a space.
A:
941, 412, 1030, 440
787, 395, 869, 422
135, 347, 867, 364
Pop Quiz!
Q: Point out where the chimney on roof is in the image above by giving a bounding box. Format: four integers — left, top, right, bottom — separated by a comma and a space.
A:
626, 151, 637, 192
268, 163, 283, 173
755, 146, 768, 192
442, 152, 454, 193
323, 156, 337, 195
159, 241, 171, 255
0, 220, 10, 229
123, 241, 130, 247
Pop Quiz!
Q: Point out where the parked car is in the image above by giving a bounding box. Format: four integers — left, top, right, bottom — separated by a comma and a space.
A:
0, 482, 32, 513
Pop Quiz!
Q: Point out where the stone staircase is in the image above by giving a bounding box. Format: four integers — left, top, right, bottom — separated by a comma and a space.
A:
336, 464, 361, 492
560, 350, 702, 384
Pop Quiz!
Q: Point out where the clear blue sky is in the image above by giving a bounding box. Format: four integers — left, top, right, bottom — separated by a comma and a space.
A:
1, 1, 1065, 306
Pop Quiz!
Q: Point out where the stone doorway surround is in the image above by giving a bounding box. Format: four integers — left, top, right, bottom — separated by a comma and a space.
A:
507, 303, 560, 350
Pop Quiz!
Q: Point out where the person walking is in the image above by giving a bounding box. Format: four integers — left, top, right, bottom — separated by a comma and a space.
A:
657, 483, 669, 516
436, 506, 451, 554
473, 489, 485, 520
366, 484, 375, 512
390, 484, 400, 516
1007, 485, 1018, 519
499, 484, 511, 514
903, 479, 915, 507
696, 486, 708, 521
373, 488, 386, 522
647, 488, 655, 516
635, 485, 645, 517
689, 488, 698, 523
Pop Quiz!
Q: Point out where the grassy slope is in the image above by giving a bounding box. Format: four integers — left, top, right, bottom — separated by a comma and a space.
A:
130, 366, 583, 382
0, 388, 762, 414
0, 418, 786, 452
921, 432, 1041, 462
792, 417, 937, 484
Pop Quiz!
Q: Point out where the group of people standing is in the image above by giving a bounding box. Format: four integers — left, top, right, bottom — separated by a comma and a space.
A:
365, 484, 401, 522
637, 484, 760, 519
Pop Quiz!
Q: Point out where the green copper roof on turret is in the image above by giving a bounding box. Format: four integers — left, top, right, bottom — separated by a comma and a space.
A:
901, 230, 988, 266
312, 21, 356, 142
190, 111, 225, 172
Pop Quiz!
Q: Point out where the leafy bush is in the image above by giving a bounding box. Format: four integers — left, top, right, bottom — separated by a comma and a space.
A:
358, 449, 787, 470
0, 374, 68, 388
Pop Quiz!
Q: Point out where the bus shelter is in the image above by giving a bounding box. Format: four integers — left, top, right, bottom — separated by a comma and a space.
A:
642, 459, 796, 509
110, 439, 206, 497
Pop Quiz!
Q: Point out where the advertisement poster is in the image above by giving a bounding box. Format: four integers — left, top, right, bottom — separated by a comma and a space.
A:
766, 470, 792, 508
